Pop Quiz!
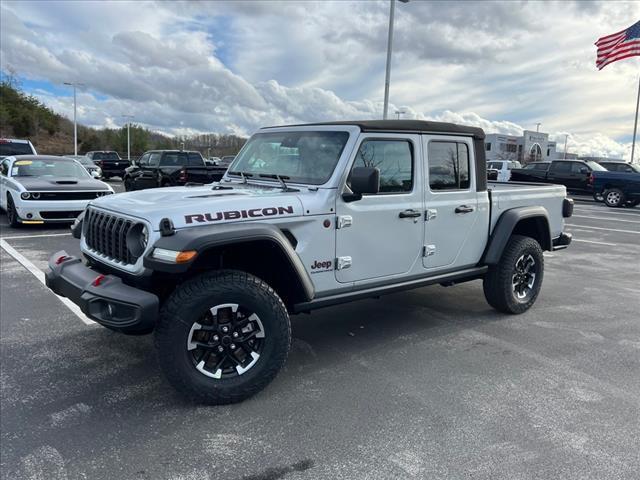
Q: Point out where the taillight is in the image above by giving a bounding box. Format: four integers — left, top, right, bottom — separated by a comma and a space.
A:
588, 173, 594, 185
179, 169, 187, 182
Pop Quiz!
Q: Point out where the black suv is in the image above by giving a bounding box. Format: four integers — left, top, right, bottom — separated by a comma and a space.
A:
86, 151, 130, 179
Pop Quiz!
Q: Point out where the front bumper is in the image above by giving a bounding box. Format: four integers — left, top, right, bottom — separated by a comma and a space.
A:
45, 250, 159, 334
15, 199, 90, 223
552, 232, 572, 251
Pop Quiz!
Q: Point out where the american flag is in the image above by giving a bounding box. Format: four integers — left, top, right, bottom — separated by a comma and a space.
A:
595, 20, 640, 70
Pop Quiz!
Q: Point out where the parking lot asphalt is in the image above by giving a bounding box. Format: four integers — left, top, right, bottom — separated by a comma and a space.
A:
1, 186, 639, 480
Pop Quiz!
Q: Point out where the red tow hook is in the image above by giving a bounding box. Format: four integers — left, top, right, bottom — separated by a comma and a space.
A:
55, 255, 70, 265
92, 274, 106, 287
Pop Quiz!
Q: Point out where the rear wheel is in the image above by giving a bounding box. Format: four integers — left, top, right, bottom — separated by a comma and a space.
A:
154, 270, 291, 404
603, 188, 625, 207
483, 235, 544, 314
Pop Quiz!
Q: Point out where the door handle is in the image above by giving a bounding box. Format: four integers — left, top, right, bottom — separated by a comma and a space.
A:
398, 209, 422, 218
455, 205, 474, 214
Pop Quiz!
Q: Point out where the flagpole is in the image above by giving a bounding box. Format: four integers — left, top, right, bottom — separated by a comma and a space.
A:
631, 74, 640, 164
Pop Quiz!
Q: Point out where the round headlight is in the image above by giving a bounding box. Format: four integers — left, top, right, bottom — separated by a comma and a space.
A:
32, 192, 41, 200
126, 223, 149, 258
20, 192, 31, 200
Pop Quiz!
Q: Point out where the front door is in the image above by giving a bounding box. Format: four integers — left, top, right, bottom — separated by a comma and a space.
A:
423, 136, 487, 270
335, 134, 424, 283
135, 152, 161, 189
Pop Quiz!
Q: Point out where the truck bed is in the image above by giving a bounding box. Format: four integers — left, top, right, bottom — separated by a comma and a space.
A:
488, 181, 567, 238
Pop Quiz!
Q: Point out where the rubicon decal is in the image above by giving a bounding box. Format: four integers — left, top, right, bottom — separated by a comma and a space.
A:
185, 205, 295, 224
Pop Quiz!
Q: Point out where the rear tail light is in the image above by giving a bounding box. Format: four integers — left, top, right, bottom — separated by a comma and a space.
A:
179, 169, 187, 182
588, 173, 594, 185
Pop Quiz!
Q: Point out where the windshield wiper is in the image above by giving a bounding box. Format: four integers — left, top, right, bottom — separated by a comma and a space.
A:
258, 174, 298, 192
228, 171, 254, 184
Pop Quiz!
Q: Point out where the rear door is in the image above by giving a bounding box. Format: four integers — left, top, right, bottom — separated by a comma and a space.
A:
335, 133, 424, 283
546, 161, 573, 188
186, 152, 207, 183
423, 136, 487, 270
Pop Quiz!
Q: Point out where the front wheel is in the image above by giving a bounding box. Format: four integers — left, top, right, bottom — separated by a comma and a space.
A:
154, 270, 291, 404
483, 235, 544, 314
124, 177, 134, 191
593, 192, 603, 202
6, 195, 21, 227
603, 188, 625, 208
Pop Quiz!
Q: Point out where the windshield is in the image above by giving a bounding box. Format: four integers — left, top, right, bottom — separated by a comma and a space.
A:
229, 131, 350, 185
586, 161, 607, 171
93, 152, 120, 160
0, 142, 34, 156
11, 159, 91, 178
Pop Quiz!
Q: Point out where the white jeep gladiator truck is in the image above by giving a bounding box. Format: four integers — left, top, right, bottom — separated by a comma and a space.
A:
46, 120, 573, 404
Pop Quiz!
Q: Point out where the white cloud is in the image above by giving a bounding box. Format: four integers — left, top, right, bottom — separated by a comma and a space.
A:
1, 0, 638, 160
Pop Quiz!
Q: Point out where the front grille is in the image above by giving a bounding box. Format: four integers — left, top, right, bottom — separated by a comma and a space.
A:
32, 191, 106, 201
40, 210, 83, 219
84, 209, 140, 265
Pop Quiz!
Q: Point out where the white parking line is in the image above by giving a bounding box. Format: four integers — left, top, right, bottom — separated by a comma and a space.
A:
571, 215, 640, 224
0, 233, 72, 240
572, 238, 618, 246
566, 224, 640, 235
574, 206, 640, 217
0, 239, 95, 326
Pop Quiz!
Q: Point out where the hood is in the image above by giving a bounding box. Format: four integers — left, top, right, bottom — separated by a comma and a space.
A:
91, 183, 307, 230
16, 176, 111, 191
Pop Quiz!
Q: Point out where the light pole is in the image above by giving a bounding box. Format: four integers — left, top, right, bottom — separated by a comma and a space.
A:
536, 123, 542, 132
64, 82, 85, 155
122, 115, 134, 160
395, 110, 406, 120
383, 0, 409, 120
563, 134, 569, 160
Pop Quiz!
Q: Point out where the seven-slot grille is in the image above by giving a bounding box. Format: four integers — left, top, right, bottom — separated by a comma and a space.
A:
84, 209, 141, 265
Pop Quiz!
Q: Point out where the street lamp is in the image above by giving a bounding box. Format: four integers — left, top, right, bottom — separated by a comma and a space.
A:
563, 133, 569, 160
121, 115, 135, 160
395, 110, 406, 120
383, 0, 409, 120
64, 82, 85, 155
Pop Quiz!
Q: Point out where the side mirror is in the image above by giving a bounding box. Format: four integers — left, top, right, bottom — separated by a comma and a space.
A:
343, 166, 379, 202
91, 170, 100, 178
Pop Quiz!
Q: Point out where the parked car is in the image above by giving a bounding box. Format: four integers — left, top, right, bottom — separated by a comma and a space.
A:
487, 160, 522, 182
510, 159, 607, 193
64, 155, 102, 178
598, 161, 640, 173
591, 170, 640, 207
46, 120, 573, 404
220, 155, 236, 167
123, 150, 227, 191
86, 151, 129, 179
0, 138, 37, 159
0, 155, 114, 226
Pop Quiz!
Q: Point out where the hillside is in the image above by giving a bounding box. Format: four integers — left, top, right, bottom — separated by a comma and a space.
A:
0, 79, 245, 157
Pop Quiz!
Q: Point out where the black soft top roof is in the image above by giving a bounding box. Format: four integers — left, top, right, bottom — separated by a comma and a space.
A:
264, 120, 485, 140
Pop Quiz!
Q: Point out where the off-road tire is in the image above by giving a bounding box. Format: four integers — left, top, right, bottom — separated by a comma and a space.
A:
154, 270, 291, 404
124, 177, 134, 191
483, 235, 544, 314
6, 195, 21, 227
592, 192, 603, 202
603, 188, 625, 208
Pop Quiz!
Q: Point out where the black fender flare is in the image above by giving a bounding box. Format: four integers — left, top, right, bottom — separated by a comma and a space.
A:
482, 206, 552, 265
144, 223, 315, 301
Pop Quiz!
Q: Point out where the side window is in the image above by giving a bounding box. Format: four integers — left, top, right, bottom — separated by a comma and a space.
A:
188, 153, 204, 166
0, 160, 9, 176
570, 162, 587, 173
149, 153, 161, 167
351, 139, 413, 193
138, 153, 150, 166
428, 141, 470, 190
551, 162, 571, 173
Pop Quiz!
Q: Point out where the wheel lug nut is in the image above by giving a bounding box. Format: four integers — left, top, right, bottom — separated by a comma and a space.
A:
230, 343, 236, 350
213, 335, 219, 341
222, 326, 229, 333
232, 332, 239, 338
218, 346, 224, 353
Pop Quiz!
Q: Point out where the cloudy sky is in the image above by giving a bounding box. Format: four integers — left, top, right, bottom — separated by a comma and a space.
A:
1, 0, 639, 159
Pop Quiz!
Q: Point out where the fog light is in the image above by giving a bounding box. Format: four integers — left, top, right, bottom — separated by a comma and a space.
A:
26, 213, 33, 219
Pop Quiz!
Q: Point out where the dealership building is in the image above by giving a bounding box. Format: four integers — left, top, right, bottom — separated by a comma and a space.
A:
484, 131, 571, 163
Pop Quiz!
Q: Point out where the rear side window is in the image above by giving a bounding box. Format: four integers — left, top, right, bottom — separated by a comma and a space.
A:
428, 141, 470, 190
352, 139, 413, 193
159, 153, 188, 167
551, 162, 571, 173
187, 153, 204, 167
571, 162, 588, 173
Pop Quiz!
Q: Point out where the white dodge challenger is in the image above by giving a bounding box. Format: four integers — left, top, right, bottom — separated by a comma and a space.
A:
0, 155, 114, 226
